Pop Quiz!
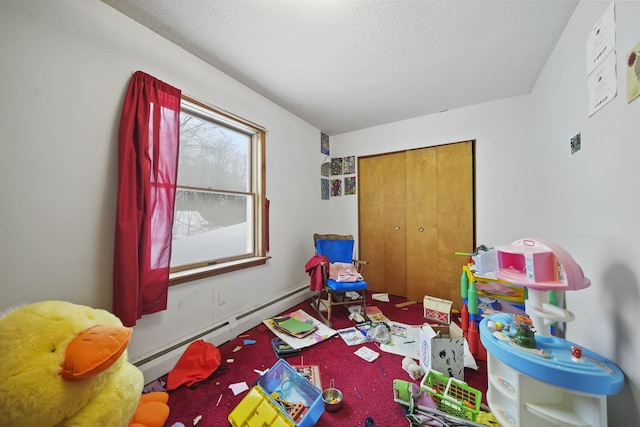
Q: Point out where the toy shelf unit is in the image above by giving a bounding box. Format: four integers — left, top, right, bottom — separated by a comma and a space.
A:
459, 254, 526, 362
481, 313, 623, 427
462, 264, 527, 309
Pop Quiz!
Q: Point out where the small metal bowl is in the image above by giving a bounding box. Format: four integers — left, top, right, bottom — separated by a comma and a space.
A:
322, 379, 343, 412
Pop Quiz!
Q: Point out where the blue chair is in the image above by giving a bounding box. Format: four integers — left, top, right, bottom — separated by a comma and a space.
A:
310, 233, 368, 327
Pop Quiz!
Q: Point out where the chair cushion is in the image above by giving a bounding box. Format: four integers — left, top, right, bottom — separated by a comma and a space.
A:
316, 239, 354, 264
327, 279, 367, 292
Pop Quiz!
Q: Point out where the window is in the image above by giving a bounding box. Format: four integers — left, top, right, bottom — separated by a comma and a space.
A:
170, 96, 267, 284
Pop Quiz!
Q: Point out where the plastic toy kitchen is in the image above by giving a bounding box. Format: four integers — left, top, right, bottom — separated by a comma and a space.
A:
476, 239, 623, 427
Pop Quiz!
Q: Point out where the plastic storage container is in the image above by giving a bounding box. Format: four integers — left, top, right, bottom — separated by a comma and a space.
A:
420, 370, 482, 421
228, 359, 324, 427
228, 386, 295, 427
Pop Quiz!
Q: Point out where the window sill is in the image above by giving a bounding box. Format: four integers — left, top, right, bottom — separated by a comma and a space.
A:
169, 256, 271, 286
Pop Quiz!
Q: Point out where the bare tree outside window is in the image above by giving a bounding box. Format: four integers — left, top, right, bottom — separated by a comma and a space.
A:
170, 97, 265, 275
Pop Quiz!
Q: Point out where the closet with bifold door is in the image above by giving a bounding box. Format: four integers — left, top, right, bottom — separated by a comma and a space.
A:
358, 140, 475, 309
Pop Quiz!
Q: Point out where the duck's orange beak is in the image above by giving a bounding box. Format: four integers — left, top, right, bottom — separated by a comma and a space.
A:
59, 325, 132, 380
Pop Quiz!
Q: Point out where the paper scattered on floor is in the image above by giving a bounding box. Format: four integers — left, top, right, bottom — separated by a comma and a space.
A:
345, 291, 361, 299
263, 309, 336, 350
366, 306, 390, 323
229, 381, 249, 395
347, 308, 366, 322
372, 293, 390, 302
337, 327, 368, 346
379, 322, 420, 359
354, 346, 380, 362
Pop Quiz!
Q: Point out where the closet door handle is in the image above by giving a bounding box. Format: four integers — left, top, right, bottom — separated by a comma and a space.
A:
394, 226, 400, 230
418, 227, 424, 232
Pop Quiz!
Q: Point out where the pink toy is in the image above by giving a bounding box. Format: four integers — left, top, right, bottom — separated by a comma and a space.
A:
495, 238, 590, 337
494, 238, 590, 291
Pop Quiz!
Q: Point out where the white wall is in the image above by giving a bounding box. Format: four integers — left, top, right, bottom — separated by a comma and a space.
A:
329, 94, 536, 249
528, 1, 640, 420
332, 1, 640, 423
0, 0, 329, 369
2, 0, 638, 422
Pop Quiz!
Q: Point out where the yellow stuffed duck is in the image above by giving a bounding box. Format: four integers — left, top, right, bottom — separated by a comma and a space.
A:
0, 300, 169, 427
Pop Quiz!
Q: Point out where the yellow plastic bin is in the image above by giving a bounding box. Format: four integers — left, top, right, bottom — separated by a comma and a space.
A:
228, 386, 295, 427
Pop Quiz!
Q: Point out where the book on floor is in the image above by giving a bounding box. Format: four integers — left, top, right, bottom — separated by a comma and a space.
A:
272, 316, 317, 338
271, 337, 302, 358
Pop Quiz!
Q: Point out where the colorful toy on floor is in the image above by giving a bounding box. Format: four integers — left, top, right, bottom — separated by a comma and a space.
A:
0, 300, 169, 427
394, 375, 496, 426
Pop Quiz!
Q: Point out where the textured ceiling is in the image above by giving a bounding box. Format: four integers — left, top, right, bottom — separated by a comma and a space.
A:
101, 0, 578, 135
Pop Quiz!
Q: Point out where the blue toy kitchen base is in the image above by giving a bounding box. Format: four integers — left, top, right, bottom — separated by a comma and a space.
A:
480, 313, 624, 427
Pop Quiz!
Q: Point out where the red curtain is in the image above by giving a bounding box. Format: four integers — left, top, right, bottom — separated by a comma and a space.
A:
113, 71, 181, 327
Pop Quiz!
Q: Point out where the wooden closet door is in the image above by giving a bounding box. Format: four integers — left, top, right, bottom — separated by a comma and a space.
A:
434, 141, 474, 308
358, 152, 406, 295
405, 147, 438, 302
359, 141, 473, 307
382, 152, 407, 297
358, 156, 385, 292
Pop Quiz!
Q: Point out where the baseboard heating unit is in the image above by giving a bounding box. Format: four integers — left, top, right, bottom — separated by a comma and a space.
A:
132, 285, 312, 384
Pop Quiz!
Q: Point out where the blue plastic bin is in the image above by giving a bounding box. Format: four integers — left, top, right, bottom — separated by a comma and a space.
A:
230, 359, 324, 427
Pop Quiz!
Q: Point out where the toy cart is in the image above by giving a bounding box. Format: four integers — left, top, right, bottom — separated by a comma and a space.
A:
420, 370, 482, 422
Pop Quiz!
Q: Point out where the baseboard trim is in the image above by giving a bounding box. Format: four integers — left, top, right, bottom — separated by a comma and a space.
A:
133, 285, 312, 384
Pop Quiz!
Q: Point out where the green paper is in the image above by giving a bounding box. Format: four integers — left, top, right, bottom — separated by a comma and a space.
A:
274, 316, 314, 334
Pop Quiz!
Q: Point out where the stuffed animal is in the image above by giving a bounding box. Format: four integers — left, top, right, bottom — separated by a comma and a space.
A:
0, 300, 169, 427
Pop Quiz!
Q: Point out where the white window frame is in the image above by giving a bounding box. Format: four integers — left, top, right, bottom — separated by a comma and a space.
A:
169, 95, 268, 285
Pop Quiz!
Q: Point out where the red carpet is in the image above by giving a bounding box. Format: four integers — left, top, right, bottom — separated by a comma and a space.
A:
162, 294, 487, 426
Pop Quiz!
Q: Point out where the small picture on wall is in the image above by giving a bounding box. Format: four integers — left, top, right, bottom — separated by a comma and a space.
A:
331, 158, 343, 175
343, 156, 355, 174
321, 178, 330, 200
321, 161, 331, 177
330, 178, 342, 197
344, 176, 356, 195
627, 42, 640, 103
321, 132, 330, 155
